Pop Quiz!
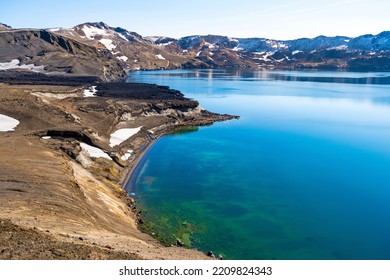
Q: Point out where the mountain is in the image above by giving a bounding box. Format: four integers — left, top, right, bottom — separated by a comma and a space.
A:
154, 32, 390, 71
0, 27, 126, 81
1, 21, 390, 80
52, 22, 205, 71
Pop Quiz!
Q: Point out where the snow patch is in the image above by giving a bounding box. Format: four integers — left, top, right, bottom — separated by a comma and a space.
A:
83, 86, 97, 97
82, 25, 109, 39
99, 39, 116, 51
279, 43, 288, 49
0, 59, 45, 72
266, 40, 288, 49
292, 50, 302, 55
196, 51, 202, 57
205, 42, 216, 49
41, 136, 51, 140
159, 42, 173, 46
155, 54, 166, 60
0, 114, 19, 132
252, 51, 275, 62
117, 32, 129, 41
327, 45, 348, 50
121, 150, 134, 161
80, 143, 112, 160
146, 36, 160, 43
117, 55, 128, 62
109, 127, 142, 147
335, 45, 348, 50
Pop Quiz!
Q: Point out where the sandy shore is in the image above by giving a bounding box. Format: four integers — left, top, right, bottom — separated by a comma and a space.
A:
118, 135, 159, 192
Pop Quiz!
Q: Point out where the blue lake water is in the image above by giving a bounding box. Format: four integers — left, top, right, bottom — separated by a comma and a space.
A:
126, 69, 390, 260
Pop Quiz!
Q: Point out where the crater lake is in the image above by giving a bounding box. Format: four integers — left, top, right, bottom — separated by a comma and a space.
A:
126, 69, 390, 260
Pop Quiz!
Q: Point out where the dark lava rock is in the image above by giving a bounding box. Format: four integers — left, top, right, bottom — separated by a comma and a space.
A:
95, 82, 186, 100
0, 70, 100, 86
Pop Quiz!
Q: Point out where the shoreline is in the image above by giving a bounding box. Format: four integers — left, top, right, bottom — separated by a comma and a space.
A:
119, 136, 159, 193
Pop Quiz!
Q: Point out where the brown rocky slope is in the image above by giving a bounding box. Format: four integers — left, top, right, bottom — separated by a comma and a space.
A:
0, 28, 126, 81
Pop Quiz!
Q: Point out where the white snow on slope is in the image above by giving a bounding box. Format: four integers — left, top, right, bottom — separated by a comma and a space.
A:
121, 149, 134, 161
159, 42, 173, 46
0, 114, 19, 131
205, 42, 216, 49
155, 54, 166, 60
117, 55, 128, 62
80, 143, 112, 160
117, 32, 129, 41
292, 50, 302, 55
266, 40, 288, 49
99, 38, 116, 51
329, 45, 348, 50
252, 51, 275, 62
109, 127, 142, 147
0, 59, 45, 72
82, 25, 109, 39
83, 86, 97, 97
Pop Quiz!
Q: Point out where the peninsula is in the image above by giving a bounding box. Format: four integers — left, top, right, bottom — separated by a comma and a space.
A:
0, 69, 237, 259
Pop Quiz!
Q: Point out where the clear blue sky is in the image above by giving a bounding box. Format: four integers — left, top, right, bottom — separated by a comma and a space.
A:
2, 0, 389, 39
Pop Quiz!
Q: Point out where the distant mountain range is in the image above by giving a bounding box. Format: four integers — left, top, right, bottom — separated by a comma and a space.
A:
1, 21, 389, 81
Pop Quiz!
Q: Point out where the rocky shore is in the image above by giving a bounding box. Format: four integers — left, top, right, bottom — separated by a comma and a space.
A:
0, 71, 238, 260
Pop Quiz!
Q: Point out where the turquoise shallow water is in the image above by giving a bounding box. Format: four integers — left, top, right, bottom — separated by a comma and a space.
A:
126, 69, 390, 260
